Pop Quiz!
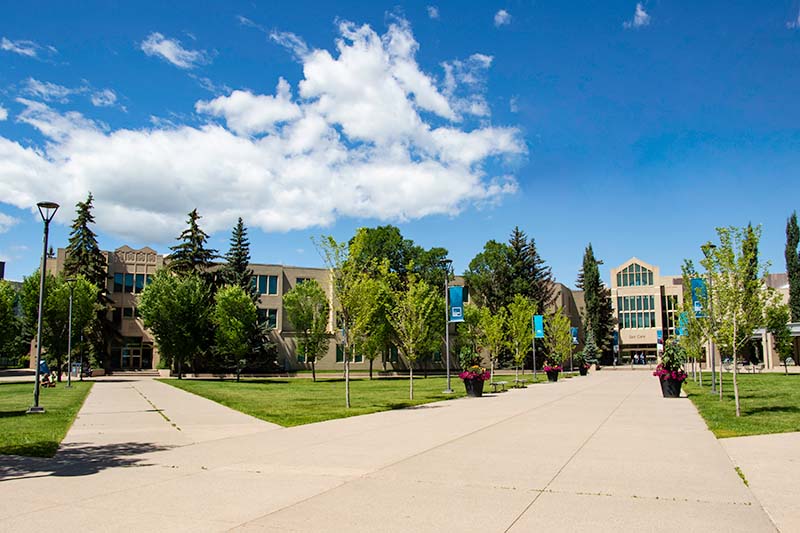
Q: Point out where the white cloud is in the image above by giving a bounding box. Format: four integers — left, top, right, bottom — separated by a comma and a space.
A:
0, 18, 524, 243
140, 32, 208, 69
623, 3, 651, 29
509, 96, 519, 113
90, 89, 117, 107
269, 31, 310, 61
23, 78, 75, 103
1, 37, 56, 58
427, 6, 439, 19
0, 105, 7, 121
0, 213, 19, 233
494, 10, 511, 27
787, 9, 800, 29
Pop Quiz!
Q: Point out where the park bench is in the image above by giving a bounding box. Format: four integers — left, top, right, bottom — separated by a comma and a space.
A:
513, 378, 528, 388
490, 381, 508, 393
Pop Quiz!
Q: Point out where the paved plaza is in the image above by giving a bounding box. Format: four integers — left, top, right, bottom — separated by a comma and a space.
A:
0, 371, 788, 532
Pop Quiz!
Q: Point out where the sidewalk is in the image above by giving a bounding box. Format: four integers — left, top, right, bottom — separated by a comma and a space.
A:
0, 372, 777, 532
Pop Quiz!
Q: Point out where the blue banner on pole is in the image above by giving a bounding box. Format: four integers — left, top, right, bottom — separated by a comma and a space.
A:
677, 312, 689, 336
571, 327, 579, 345
533, 315, 544, 338
448, 286, 464, 322
657, 330, 664, 353
613, 330, 619, 346
690, 278, 707, 318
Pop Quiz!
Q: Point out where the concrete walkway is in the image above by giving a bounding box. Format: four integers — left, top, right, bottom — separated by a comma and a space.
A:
0, 372, 777, 532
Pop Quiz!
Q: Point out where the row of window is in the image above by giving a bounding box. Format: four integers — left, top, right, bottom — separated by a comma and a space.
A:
619, 311, 657, 329
113, 273, 153, 293
617, 295, 656, 312
616, 263, 654, 287
251, 275, 315, 296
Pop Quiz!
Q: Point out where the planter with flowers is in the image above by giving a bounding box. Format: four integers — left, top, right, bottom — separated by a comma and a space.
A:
543, 362, 562, 382
653, 339, 688, 398
458, 349, 490, 397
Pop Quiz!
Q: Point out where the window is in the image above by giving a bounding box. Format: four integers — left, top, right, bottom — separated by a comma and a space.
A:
146, 274, 153, 286
268, 275, 278, 295
134, 274, 145, 294
123, 307, 134, 318
254, 275, 279, 295
113, 273, 123, 292
353, 353, 363, 363
296, 277, 311, 285
258, 275, 267, 295
336, 344, 344, 363
389, 345, 399, 363
266, 309, 277, 328
618, 263, 654, 287
124, 273, 134, 293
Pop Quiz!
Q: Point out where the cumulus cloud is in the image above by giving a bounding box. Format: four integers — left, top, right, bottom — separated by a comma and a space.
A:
0, 105, 7, 121
1, 37, 56, 58
0, 212, 19, 233
427, 6, 439, 19
494, 10, 511, 27
140, 32, 208, 69
22, 78, 75, 103
623, 3, 651, 29
0, 18, 524, 243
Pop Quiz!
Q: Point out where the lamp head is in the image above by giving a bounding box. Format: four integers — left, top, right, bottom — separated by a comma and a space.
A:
37, 201, 59, 223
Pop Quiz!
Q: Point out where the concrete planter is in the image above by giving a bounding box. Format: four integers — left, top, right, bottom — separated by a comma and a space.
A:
158, 369, 171, 378
90, 369, 105, 377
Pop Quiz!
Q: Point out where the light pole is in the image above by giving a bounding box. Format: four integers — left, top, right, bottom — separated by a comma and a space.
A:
702, 242, 717, 393
28, 201, 59, 414
66, 278, 77, 389
439, 258, 453, 394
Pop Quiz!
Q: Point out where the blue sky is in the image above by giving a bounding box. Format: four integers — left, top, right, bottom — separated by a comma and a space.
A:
1, 1, 799, 288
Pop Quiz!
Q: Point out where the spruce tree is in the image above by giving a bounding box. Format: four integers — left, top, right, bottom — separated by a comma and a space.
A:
507, 227, 555, 313
168, 209, 217, 276
64, 193, 107, 288
223, 218, 257, 301
786, 211, 800, 322
576, 243, 614, 363
743, 223, 760, 314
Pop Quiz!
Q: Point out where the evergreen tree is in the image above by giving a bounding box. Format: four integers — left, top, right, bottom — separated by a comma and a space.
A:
168, 209, 218, 277
223, 218, 257, 301
64, 193, 107, 288
576, 243, 614, 363
507, 226, 555, 313
786, 211, 800, 322
743, 223, 760, 313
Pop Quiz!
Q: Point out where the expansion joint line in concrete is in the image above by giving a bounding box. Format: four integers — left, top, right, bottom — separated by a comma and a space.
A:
503, 376, 646, 532
132, 385, 182, 431
237, 375, 612, 529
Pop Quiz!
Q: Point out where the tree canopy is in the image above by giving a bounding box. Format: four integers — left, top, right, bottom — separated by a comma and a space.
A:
168, 209, 218, 277
283, 279, 331, 382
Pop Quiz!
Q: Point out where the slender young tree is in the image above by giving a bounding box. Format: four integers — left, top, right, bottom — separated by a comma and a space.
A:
283, 279, 331, 382
506, 294, 536, 381
63, 192, 107, 288
786, 211, 800, 322
545, 307, 572, 369
766, 304, 794, 374
212, 285, 257, 381
477, 305, 508, 381
169, 209, 218, 277
223, 218, 257, 301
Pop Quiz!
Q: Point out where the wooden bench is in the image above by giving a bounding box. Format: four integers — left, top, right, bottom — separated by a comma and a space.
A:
513, 378, 528, 389
490, 381, 508, 393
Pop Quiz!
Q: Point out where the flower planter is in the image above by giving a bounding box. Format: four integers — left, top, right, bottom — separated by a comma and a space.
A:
546, 370, 559, 382
659, 378, 683, 398
578, 366, 588, 376
463, 378, 485, 397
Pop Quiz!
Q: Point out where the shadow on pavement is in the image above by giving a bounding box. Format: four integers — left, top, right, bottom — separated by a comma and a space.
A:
0, 441, 172, 481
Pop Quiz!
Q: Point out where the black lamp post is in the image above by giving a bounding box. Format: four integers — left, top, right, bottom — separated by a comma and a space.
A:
28, 201, 59, 414
439, 258, 453, 394
66, 278, 77, 389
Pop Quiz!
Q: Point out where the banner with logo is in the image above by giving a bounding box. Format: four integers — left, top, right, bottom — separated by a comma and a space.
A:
690, 278, 707, 318
448, 286, 464, 323
571, 327, 579, 345
533, 315, 544, 338
657, 330, 664, 353
677, 312, 689, 336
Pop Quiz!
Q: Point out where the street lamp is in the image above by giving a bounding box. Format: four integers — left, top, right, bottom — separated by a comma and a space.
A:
28, 201, 59, 414
439, 258, 453, 394
701, 242, 717, 393
65, 278, 77, 389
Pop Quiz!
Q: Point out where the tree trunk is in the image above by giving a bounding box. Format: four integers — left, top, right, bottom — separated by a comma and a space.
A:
312, 359, 316, 382
345, 345, 351, 408
56, 354, 63, 382
177, 358, 182, 379
409, 362, 414, 400
718, 351, 723, 400
369, 358, 373, 380
733, 318, 741, 417
490, 356, 495, 382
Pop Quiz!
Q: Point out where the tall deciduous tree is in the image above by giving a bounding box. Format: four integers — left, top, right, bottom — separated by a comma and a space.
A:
283, 279, 331, 382
63, 192, 107, 288
464, 240, 514, 313
212, 285, 257, 381
576, 243, 614, 362
0, 280, 25, 363
701, 225, 774, 417
786, 211, 800, 322
387, 276, 442, 400
506, 294, 536, 381
223, 218, 257, 301
350, 268, 395, 380
169, 209, 218, 277
139, 270, 211, 379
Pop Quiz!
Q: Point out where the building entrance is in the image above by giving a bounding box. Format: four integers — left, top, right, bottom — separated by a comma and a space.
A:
111, 338, 154, 369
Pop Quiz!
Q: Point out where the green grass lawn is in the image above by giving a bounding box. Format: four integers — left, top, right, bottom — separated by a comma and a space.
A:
0, 381, 93, 457
683, 373, 800, 438
161, 371, 574, 427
